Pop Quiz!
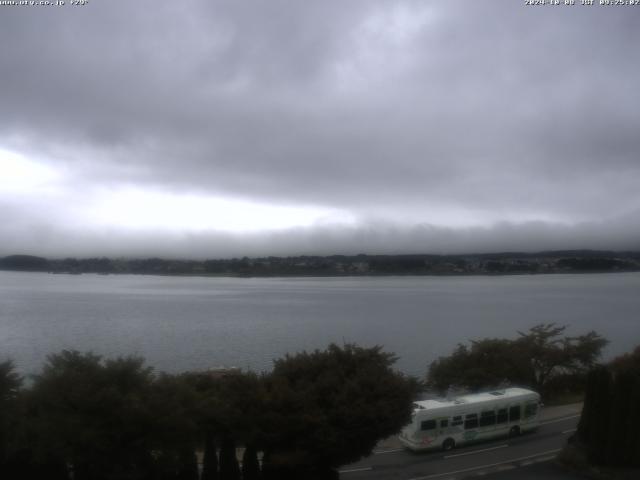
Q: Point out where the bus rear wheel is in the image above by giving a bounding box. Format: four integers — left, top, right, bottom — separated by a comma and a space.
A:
509, 426, 520, 438
442, 438, 456, 451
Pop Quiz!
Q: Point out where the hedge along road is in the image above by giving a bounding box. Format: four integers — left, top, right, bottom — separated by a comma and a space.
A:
339, 403, 583, 480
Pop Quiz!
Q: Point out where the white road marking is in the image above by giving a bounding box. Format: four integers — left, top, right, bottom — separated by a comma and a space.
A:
339, 466, 373, 474
408, 448, 562, 480
444, 444, 509, 459
533, 455, 557, 463
495, 465, 516, 471
562, 428, 577, 434
373, 448, 404, 455
540, 414, 581, 425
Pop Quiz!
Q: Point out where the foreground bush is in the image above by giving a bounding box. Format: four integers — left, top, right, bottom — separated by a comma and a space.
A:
260, 344, 418, 477
0, 343, 416, 479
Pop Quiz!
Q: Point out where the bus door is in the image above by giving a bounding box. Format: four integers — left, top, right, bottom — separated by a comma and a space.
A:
437, 417, 449, 438
419, 419, 438, 446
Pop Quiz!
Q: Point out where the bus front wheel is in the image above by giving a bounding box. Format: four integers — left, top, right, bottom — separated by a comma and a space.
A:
509, 426, 520, 438
442, 438, 455, 451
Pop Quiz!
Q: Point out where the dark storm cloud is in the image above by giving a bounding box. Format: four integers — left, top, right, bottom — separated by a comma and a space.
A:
0, 0, 639, 256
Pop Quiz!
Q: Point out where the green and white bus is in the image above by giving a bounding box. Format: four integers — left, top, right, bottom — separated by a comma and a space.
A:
399, 387, 541, 452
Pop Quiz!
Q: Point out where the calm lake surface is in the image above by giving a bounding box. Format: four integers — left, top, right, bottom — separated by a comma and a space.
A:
1, 271, 639, 377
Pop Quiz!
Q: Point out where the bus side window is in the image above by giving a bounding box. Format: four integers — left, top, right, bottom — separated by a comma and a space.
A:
421, 420, 437, 431
496, 408, 508, 424
440, 419, 448, 428
451, 416, 463, 427
479, 410, 496, 427
524, 403, 538, 418
509, 405, 521, 422
464, 413, 478, 430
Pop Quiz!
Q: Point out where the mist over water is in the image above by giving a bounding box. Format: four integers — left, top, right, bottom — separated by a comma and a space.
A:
2, 271, 639, 378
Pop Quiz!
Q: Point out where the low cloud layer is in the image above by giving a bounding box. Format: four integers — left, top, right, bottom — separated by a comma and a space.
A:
1, 0, 639, 258
2, 214, 639, 260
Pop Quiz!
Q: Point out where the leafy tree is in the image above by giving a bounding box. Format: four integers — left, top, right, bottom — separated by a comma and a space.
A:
516, 324, 608, 392
209, 372, 266, 447
146, 373, 202, 480
427, 324, 608, 396
1, 365, 69, 480
427, 339, 531, 392
149, 373, 200, 449
260, 344, 417, 477
29, 350, 157, 480
609, 345, 640, 374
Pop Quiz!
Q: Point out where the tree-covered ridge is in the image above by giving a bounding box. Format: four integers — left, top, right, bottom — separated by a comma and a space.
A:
0, 344, 417, 480
1, 250, 640, 276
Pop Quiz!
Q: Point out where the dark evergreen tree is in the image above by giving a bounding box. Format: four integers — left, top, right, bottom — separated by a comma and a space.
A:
241, 445, 260, 480
576, 356, 640, 468
24, 453, 70, 480
0, 360, 22, 477
608, 347, 640, 467
148, 373, 201, 480
219, 436, 240, 480
628, 376, 640, 467
176, 447, 199, 480
576, 365, 598, 442
189, 371, 266, 479
201, 433, 219, 480
586, 367, 612, 465
607, 370, 634, 465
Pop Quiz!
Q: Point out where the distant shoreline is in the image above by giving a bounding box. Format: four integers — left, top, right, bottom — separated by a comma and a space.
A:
1, 250, 639, 278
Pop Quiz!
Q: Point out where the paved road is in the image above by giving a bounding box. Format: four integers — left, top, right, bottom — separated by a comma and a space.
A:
339, 404, 582, 480
463, 459, 587, 480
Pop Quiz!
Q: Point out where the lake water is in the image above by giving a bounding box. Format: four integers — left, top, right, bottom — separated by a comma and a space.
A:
1, 271, 639, 377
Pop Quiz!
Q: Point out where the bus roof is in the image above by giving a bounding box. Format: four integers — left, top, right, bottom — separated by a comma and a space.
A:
413, 387, 539, 411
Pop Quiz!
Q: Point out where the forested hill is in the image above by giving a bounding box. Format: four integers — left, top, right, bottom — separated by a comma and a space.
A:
1, 250, 640, 277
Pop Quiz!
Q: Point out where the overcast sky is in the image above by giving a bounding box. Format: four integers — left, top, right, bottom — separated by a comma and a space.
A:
1, 0, 639, 258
